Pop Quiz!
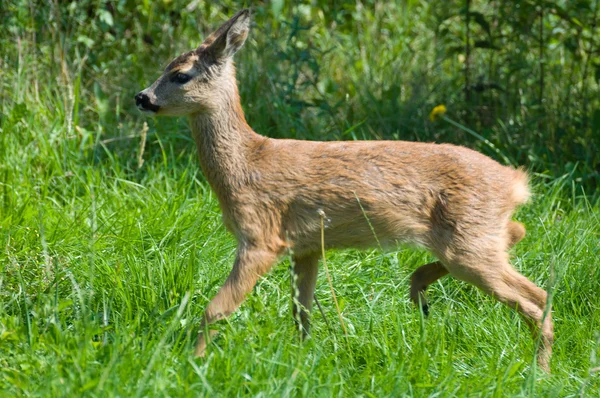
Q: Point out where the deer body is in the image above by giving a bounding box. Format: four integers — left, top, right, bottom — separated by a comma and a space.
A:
136, 9, 553, 372
194, 110, 527, 257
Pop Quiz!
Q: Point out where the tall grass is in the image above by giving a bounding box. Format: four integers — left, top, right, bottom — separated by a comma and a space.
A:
1, 1, 599, 396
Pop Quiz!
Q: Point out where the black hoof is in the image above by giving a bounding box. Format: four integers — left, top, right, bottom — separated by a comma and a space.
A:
422, 304, 429, 317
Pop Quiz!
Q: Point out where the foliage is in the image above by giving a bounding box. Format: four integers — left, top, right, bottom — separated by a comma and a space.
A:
1, 0, 599, 187
1, 0, 599, 396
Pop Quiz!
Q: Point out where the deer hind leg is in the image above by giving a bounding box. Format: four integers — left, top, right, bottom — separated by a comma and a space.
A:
410, 261, 449, 316
410, 220, 526, 315
444, 251, 553, 372
195, 246, 279, 357
291, 253, 319, 337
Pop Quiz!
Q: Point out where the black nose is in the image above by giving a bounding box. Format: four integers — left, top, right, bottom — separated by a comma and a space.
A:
135, 92, 160, 112
135, 92, 149, 107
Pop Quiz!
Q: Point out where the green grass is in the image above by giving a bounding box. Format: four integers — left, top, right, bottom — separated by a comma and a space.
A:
1, 1, 600, 396
1, 107, 600, 397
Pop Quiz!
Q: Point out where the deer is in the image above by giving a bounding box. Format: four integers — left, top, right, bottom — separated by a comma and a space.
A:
135, 9, 553, 372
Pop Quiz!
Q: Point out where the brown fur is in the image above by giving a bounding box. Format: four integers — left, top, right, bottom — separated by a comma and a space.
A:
137, 9, 553, 371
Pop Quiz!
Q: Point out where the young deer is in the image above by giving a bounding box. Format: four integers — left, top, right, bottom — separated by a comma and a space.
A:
136, 9, 553, 371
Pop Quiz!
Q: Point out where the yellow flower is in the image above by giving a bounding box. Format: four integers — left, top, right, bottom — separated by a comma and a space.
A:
429, 104, 447, 122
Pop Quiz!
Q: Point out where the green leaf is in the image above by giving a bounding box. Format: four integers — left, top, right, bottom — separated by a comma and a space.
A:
80, 379, 99, 392
571, 17, 584, 27
271, 0, 284, 17
98, 9, 113, 27
77, 35, 94, 49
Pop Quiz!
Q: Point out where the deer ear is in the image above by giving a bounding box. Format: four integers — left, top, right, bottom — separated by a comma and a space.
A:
199, 9, 250, 60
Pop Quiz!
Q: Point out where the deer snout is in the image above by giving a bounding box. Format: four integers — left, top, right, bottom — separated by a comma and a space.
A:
135, 91, 160, 113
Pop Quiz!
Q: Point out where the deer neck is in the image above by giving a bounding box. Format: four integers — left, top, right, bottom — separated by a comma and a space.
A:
189, 89, 259, 198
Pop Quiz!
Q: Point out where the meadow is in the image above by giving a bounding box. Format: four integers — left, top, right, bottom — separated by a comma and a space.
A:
1, 1, 599, 396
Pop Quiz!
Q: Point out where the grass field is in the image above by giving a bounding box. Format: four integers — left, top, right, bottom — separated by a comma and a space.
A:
1, 2, 600, 397
2, 150, 599, 396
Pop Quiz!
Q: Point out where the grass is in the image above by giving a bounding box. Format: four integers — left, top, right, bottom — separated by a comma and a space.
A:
1, 2, 600, 396
1, 111, 599, 396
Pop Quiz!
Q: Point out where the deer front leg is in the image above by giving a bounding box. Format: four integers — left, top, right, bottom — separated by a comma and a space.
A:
291, 253, 319, 337
195, 246, 279, 357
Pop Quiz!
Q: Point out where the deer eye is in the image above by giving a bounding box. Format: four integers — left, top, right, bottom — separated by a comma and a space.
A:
174, 73, 192, 84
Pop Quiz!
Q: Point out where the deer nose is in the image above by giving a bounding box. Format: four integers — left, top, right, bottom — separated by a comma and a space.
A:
135, 92, 149, 107
135, 92, 160, 112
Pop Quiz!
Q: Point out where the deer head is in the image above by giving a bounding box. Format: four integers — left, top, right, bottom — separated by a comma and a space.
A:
135, 9, 250, 116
